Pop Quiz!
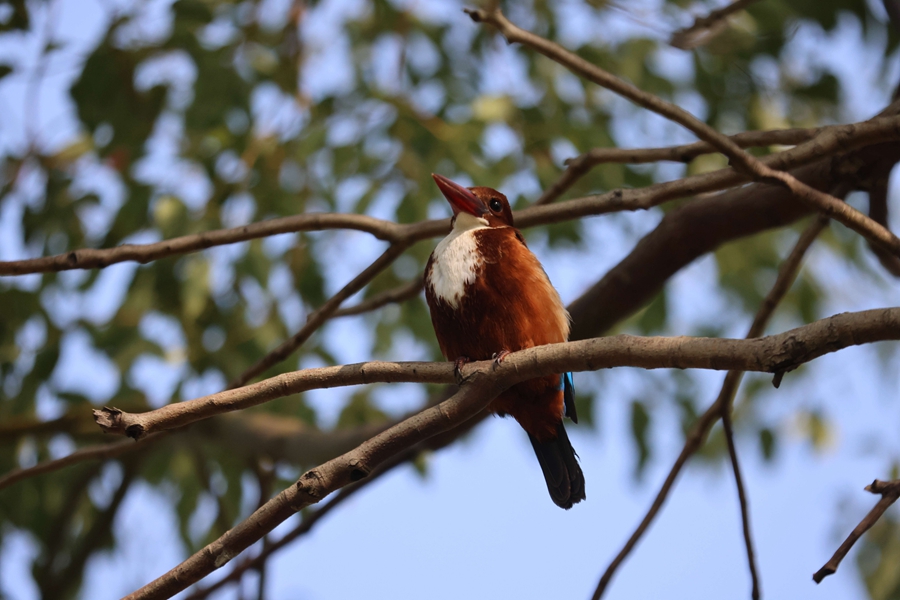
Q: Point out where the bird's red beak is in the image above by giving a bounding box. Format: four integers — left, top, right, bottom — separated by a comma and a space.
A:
432, 173, 487, 217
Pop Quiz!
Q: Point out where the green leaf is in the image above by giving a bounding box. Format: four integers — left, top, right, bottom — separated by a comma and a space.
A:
759, 427, 776, 461
630, 400, 651, 477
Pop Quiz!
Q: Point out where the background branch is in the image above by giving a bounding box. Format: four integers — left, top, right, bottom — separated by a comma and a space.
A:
535, 126, 819, 206
228, 242, 411, 388
670, 0, 762, 49
0, 433, 165, 491
2, 114, 897, 279
468, 8, 900, 259
0, 213, 408, 275
592, 216, 827, 599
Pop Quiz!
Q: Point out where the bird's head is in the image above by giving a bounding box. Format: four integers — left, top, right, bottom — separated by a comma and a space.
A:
432, 173, 513, 230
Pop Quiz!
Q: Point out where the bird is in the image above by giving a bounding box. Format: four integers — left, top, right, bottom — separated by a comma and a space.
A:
424, 173, 585, 509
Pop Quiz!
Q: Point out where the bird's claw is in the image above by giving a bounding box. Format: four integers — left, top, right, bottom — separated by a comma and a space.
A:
453, 356, 470, 385
492, 350, 510, 369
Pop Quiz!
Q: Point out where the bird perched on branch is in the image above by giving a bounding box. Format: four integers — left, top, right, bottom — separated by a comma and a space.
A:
424, 173, 585, 509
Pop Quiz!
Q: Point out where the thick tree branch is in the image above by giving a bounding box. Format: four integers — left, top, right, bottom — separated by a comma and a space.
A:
592, 217, 827, 599
813, 479, 900, 583
184, 445, 423, 600
670, 0, 762, 50
96, 307, 900, 440
121, 374, 502, 600
566, 129, 900, 340
467, 8, 900, 259
188, 402, 487, 600
865, 164, 900, 276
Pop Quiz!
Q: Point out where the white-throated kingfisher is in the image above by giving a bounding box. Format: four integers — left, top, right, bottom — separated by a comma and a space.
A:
424, 173, 585, 509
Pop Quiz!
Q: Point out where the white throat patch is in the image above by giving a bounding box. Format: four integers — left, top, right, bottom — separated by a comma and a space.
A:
428, 212, 489, 309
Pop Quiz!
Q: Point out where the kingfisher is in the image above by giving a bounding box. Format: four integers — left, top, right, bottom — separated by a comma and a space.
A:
424, 173, 585, 509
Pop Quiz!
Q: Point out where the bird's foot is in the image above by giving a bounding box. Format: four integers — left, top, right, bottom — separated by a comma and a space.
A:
453, 356, 470, 384
492, 349, 510, 369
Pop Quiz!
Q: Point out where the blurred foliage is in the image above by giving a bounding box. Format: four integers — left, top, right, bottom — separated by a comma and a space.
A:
0, 0, 898, 597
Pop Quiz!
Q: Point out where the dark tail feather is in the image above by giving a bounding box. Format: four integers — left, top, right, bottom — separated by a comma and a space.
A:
528, 422, 586, 509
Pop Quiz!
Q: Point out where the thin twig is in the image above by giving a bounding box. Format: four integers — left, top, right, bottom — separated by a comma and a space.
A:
865, 164, 900, 276
813, 479, 900, 583
331, 277, 423, 318
0, 433, 166, 491
467, 8, 900, 259
670, 0, 762, 50
228, 242, 410, 388
38, 458, 140, 598
592, 217, 827, 599
535, 127, 818, 205
721, 404, 760, 600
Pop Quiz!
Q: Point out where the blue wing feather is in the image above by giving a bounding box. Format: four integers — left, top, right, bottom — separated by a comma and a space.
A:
562, 372, 577, 423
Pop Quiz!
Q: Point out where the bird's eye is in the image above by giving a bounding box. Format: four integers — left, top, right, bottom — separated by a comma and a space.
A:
489, 198, 502, 212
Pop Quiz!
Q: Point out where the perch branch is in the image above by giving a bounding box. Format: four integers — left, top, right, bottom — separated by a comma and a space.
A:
95, 307, 900, 440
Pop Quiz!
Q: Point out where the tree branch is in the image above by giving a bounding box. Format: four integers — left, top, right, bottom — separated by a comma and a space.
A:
592, 216, 827, 599
0, 213, 411, 275
183, 445, 421, 600
228, 242, 410, 388
467, 8, 900, 259
96, 307, 900, 440
112, 300, 897, 597
186, 400, 487, 599
0, 433, 166, 491
2, 111, 898, 279
813, 479, 900, 583
535, 127, 819, 206
39, 458, 140, 599
721, 403, 760, 600
121, 372, 502, 600
865, 163, 900, 276
331, 277, 423, 318
565, 126, 900, 340
670, 0, 762, 50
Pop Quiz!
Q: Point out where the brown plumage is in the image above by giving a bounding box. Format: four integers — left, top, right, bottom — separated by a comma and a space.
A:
424, 174, 585, 509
